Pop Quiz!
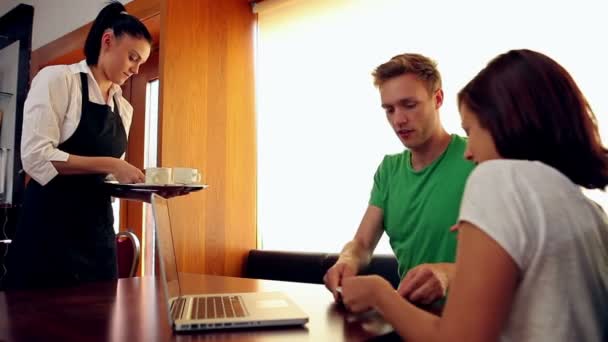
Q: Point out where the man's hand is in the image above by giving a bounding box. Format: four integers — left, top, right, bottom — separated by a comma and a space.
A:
397, 263, 450, 304
323, 261, 357, 302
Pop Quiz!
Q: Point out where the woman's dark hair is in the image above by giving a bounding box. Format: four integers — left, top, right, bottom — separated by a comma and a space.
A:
84, 1, 152, 65
458, 49, 608, 189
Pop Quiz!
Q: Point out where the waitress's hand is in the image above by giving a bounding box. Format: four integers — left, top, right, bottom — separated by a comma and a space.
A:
112, 159, 145, 184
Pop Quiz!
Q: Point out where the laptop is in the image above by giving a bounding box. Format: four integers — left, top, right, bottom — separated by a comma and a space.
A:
151, 194, 309, 332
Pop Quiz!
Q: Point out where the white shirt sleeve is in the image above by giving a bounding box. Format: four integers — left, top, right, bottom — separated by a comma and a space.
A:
21, 66, 72, 186
458, 160, 533, 270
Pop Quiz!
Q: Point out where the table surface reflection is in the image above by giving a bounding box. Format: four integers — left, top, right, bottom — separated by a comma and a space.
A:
0, 273, 400, 341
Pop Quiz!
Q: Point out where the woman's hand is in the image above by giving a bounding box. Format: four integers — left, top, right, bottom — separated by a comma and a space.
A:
341, 275, 394, 313
111, 159, 145, 184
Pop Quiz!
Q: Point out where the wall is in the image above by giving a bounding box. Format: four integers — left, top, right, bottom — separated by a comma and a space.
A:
0, 1, 31, 19
0, 41, 19, 203
160, 0, 257, 276
0, 4, 33, 209
0, 0, 132, 50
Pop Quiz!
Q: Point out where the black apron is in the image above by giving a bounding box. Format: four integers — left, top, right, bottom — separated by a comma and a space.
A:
4, 73, 127, 289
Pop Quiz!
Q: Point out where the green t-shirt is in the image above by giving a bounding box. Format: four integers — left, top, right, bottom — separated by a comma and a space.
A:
370, 135, 474, 278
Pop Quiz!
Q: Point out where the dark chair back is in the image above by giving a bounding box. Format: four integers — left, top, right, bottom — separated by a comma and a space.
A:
116, 230, 140, 278
245, 250, 400, 288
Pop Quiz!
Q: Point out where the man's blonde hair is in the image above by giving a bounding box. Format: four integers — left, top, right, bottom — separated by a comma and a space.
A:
372, 53, 442, 94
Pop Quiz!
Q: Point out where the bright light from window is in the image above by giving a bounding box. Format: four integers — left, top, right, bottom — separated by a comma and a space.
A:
255, 0, 608, 253
144, 79, 159, 169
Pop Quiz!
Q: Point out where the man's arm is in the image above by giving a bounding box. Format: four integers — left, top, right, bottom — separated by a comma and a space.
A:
323, 205, 384, 299
339, 205, 384, 269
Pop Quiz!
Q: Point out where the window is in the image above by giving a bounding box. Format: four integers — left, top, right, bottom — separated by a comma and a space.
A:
144, 79, 160, 169
142, 79, 159, 232
112, 79, 160, 234
255, 0, 608, 253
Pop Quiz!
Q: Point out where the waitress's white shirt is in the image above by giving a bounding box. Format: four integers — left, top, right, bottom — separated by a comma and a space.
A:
21, 60, 132, 186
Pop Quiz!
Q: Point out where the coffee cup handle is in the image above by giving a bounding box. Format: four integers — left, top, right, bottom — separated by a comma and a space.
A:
195, 172, 201, 183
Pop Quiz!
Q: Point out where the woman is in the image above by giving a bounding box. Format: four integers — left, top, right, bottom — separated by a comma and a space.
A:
338, 49, 608, 341
3, 1, 151, 289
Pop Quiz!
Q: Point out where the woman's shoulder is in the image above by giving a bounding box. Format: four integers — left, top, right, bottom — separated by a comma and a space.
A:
32, 64, 75, 88
36, 64, 72, 79
470, 159, 575, 191
473, 159, 562, 176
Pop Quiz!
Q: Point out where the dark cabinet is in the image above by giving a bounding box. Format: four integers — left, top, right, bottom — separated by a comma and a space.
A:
0, 4, 34, 286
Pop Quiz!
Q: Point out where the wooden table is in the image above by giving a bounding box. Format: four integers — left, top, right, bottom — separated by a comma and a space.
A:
0, 273, 400, 341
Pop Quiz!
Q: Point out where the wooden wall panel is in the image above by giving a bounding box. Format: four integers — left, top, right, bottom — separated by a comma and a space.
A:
159, 0, 257, 276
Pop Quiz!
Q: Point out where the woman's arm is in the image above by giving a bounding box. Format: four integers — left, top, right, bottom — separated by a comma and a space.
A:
52, 155, 144, 183
341, 222, 519, 342
379, 223, 519, 342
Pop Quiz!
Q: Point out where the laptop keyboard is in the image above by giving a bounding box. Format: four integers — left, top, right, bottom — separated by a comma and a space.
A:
171, 296, 248, 320
170, 297, 187, 320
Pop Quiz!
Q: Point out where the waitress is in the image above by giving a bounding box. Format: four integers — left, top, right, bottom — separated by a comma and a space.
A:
3, 2, 151, 289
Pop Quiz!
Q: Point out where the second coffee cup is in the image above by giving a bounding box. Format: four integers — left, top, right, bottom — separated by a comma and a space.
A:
172, 167, 202, 184
145, 167, 173, 185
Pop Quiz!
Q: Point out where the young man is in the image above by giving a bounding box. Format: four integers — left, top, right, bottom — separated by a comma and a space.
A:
323, 53, 474, 305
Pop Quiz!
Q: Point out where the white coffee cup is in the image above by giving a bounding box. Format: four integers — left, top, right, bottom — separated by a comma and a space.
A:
172, 167, 202, 184
145, 167, 173, 185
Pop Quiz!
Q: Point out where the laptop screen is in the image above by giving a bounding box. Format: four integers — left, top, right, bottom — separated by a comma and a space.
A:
151, 194, 181, 301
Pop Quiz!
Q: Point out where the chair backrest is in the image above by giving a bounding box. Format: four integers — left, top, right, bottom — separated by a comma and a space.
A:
245, 250, 400, 288
116, 230, 141, 278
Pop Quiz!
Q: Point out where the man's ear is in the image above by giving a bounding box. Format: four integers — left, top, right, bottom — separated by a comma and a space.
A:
434, 88, 444, 110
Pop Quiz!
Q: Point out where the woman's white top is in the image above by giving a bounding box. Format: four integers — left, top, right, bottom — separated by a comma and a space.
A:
459, 160, 608, 342
21, 60, 132, 185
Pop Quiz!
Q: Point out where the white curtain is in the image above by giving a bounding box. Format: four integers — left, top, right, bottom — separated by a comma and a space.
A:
255, 0, 608, 252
